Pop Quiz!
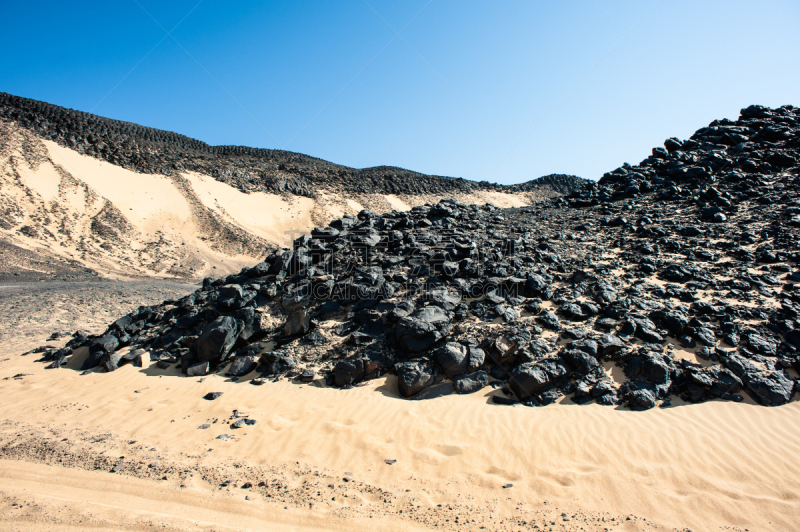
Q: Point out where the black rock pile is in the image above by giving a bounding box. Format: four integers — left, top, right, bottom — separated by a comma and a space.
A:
35, 104, 800, 409
0, 91, 585, 198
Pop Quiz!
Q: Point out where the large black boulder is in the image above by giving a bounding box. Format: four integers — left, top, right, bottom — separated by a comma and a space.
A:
426, 287, 462, 311
568, 339, 599, 357
641, 352, 672, 384
434, 342, 468, 378
724, 354, 795, 405
561, 349, 599, 373
528, 337, 553, 359
524, 273, 550, 297
227, 355, 258, 376
537, 312, 561, 331
394, 307, 453, 354
284, 309, 311, 336
689, 365, 743, 399
93, 334, 119, 355
397, 361, 435, 397
260, 352, 297, 374
745, 332, 778, 357
454, 370, 489, 394
744, 372, 795, 406
195, 316, 241, 363
434, 342, 483, 379
80, 334, 121, 370
217, 284, 244, 309
597, 334, 625, 357
508, 359, 570, 400
333, 356, 365, 387
650, 309, 689, 335
694, 327, 717, 347
625, 383, 658, 410
236, 307, 261, 341
101, 352, 124, 372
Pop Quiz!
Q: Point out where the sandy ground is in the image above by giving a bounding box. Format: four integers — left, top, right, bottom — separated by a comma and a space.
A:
0, 282, 798, 531
0, 280, 198, 344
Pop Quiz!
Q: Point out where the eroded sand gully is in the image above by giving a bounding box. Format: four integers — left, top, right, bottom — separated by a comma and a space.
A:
0, 284, 798, 532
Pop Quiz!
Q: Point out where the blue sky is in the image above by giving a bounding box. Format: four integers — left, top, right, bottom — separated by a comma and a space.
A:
1, 1, 799, 183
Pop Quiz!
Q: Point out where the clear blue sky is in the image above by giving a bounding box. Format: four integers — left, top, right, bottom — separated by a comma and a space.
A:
1, 1, 799, 183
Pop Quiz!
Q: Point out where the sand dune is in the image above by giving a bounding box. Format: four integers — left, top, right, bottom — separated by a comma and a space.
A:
0, 119, 553, 280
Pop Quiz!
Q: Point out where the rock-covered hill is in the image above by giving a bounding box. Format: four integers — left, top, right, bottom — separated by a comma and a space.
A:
0, 92, 586, 198
35, 104, 800, 409
0, 92, 585, 280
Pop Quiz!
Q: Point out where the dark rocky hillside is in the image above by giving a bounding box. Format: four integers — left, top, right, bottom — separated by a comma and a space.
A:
31, 104, 800, 410
0, 92, 586, 198
507, 173, 587, 195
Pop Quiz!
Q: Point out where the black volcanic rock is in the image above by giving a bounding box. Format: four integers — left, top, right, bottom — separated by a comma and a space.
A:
454, 370, 489, 394
397, 361, 435, 398
508, 359, 571, 401
394, 307, 453, 354
195, 316, 241, 363
724, 355, 795, 406
37, 102, 800, 410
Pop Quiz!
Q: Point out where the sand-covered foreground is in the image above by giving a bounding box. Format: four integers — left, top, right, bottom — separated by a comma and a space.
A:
1, 283, 798, 532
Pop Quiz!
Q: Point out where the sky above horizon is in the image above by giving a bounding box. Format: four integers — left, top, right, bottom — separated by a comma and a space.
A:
1, 1, 799, 184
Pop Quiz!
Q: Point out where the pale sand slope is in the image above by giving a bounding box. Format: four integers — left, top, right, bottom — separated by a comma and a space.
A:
0, 120, 553, 280
1, 332, 798, 531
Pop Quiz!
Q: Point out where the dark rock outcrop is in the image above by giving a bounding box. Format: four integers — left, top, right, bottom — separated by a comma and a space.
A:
40, 102, 800, 411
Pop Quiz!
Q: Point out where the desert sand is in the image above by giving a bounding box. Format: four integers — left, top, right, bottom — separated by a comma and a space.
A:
0, 283, 798, 531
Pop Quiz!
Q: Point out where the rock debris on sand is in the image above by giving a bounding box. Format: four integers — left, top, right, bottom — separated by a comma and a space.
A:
32, 104, 800, 410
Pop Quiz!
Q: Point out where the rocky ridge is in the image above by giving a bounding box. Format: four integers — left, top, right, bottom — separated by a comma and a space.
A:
34, 104, 800, 409
0, 92, 586, 198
